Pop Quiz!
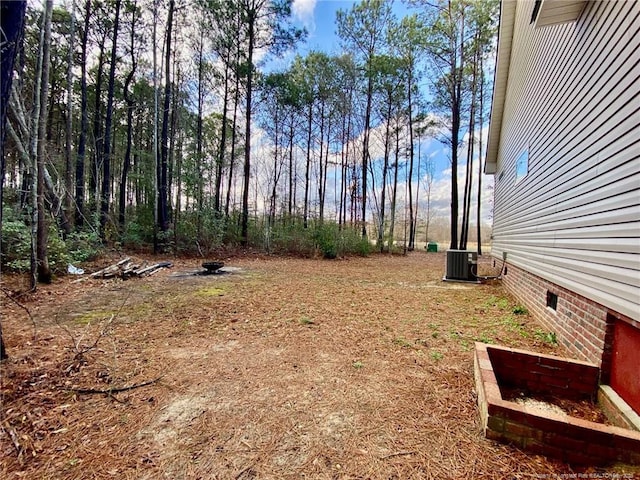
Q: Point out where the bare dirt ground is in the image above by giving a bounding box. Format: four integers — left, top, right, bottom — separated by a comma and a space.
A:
1, 252, 637, 479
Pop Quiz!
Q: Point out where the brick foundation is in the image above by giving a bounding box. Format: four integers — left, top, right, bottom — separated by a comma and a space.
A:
501, 262, 621, 368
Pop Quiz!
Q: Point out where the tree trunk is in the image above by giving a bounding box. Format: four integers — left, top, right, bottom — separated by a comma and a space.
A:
75, 0, 91, 228
195, 28, 205, 235
119, 3, 137, 230
64, 2, 75, 234
270, 102, 280, 226
225, 72, 240, 218
240, 13, 255, 246
449, 74, 460, 249
288, 118, 294, 218
338, 109, 347, 228
0, 0, 27, 359
36, 0, 54, 284
29, 7, 46, 289
361, 69, 373, 239
407, 71, 415, 251
225, 10, 242, 220
477, 52, 485, 256
167, 55, 180, 225
343, 89, 353, 228
158, 0, 174, 239
318, 100, 325, 223
460, 35, 479, 251
378, 98, 392, 252
321, 119, 330, 224
303, 102, 312, 228
388, 119, 401, 251
91, 27, 107, 222
215, 44, 230, 214
100, 0, 121, 239
448, 0, 464, 250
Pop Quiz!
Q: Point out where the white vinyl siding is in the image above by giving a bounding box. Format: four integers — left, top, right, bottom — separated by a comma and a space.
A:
491, 0, 640, 321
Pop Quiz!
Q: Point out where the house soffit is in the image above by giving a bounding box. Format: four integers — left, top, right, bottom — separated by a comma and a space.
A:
532, 0, 586, 28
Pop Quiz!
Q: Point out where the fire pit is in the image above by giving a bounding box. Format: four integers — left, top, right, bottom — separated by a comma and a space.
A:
474, 342, 640, 466
201, 261, 224, 274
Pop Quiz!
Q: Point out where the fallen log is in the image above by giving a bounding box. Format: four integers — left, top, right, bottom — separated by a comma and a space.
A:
90, 259, 172, 279
132, 261, 173, 276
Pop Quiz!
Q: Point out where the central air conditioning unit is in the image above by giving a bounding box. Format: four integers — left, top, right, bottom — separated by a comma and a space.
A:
445, 250, 478, 282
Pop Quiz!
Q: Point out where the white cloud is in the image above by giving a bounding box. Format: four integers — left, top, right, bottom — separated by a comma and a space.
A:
292, 0, 317, 25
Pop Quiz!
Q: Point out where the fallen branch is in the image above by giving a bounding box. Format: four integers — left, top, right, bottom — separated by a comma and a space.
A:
380, 450, 415, 460
69, 375, 163, 395
57, 292, 130, 368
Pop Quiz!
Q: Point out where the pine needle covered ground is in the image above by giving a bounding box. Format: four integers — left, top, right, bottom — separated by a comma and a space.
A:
1, 252, 637, 479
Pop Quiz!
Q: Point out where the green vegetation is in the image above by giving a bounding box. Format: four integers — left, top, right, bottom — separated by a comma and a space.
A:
195, 287, 226, 297
429, 351, 443, 362
1, 207, 102, 273
513, 305, 528, 315
393, 337, 412, 348
476, 334, 494, 344
259, 220, 371, 259
299, 317, 315, 325
483, 296, 511, 310
535, 329, 558, 346
502, 315, 529, 337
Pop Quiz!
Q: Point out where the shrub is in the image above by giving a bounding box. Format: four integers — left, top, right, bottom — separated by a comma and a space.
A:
267, 221, 315, 256
1, 207, 99, 274
174, 209, 227, 254
314, 223, 338, 259
1, 207, 31, 271
66, 230, 102, 262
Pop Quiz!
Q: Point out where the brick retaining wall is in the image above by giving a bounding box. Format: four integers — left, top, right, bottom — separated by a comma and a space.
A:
474, 343, 640, 466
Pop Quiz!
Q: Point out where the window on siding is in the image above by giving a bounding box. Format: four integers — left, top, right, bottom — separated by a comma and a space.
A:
515, 149, 529, 183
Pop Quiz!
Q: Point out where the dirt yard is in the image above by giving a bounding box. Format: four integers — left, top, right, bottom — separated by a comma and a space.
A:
1, 252, 636, 479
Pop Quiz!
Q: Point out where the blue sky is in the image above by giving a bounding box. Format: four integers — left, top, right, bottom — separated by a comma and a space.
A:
266, 0, 495, 226
292, 0, 412, 55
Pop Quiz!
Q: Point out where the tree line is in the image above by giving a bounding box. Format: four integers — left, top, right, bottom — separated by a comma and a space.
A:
1, 0, 498, 289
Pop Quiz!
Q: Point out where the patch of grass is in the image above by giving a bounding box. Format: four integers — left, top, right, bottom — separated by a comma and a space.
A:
431, 332, 439, 339
496, 298, 511, 310
535, 329, 558, 346
484, 295, 511, 310
393, 337, 412, 348
513, 305, 528, 315
503, 315, 524, 332
299, 317, 315, 325
476, 334, 494, 344
352, 360, 364, 369
73, 310, 114, 325
501, 315, 530, 338
195, 286, 226, 297
429, 351, 443, 362
465, 316, 480, 327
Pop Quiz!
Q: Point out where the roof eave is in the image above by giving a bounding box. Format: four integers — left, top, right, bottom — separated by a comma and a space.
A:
484, 0, 517, 176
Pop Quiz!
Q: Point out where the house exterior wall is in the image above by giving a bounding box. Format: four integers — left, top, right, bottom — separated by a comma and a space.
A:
490, 0, 640, 330
501, 261, 617, 368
